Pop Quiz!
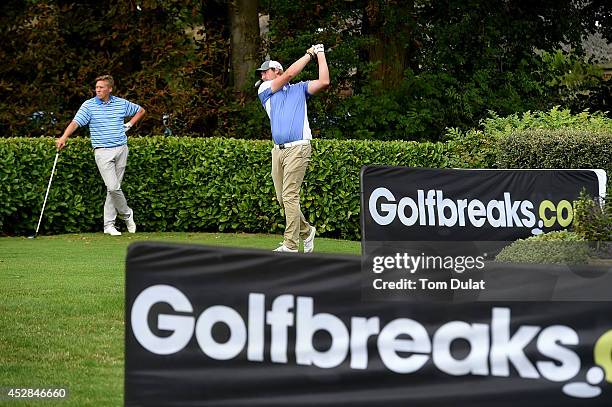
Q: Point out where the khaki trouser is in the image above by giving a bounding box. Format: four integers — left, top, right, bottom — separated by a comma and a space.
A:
271, 144, 312, 250
94, 145, 131, 230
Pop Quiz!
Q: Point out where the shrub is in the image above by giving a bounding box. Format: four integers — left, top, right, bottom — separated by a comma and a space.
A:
4, 113, 609, 239
573, 189, 612, 242
443, 107, 612, 171
482, 106, 612, 139
0, 136, 454, 239
496, 129, 612, 187
495, 230, 591, 264
443, 128, 498, 169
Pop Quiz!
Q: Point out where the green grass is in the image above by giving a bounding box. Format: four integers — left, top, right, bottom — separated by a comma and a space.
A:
0, 232, 360, 406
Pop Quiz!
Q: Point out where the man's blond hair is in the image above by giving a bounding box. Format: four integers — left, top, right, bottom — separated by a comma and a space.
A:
95, 75, 114, 88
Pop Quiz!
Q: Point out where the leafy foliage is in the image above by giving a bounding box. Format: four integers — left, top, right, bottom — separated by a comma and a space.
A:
442, 107, 612, 170
443, 128, 498, 169
496, 129, 612, 187
3, 107, 610, 238
540, 50, 611, 113
0, 0, 233, 138
0, 136, 455, 239
482, 106, 612, 138
495, 231, 591, 264
573, 189, 612, 241
1, 1, 609, 141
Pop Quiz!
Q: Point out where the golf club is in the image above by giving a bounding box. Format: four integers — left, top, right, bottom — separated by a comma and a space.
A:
28, 151, 59, 239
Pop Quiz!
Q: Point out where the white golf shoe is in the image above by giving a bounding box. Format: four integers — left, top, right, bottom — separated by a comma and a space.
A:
125, 209, 137, 233
104, 226, 122, 236
303, 226, 316, 253
273, 244, 298, 253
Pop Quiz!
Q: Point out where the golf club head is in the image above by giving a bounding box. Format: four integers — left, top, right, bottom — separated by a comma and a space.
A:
27, 235, 36, 239
254, 79, 262, 88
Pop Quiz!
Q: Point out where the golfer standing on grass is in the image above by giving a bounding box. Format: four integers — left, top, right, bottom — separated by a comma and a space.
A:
257, 44, 330, 253
55, 75, 145, 236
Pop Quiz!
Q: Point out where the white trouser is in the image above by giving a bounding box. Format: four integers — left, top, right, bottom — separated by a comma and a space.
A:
94, 145, 131, 229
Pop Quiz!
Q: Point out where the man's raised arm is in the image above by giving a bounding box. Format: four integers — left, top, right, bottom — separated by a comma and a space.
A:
307, 44, 330, 95
271, 46, 317, 93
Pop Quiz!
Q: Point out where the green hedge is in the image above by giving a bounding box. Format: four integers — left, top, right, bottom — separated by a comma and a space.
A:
446, 107, 612, 171
496, 129, 612, 185
0, 136, 454, 239
3, 128, 610, 238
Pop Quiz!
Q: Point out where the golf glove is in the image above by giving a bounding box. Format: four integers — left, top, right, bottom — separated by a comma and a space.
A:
306, 45, 315, 60
123, 122, 132, 132
313, 44, 324, 54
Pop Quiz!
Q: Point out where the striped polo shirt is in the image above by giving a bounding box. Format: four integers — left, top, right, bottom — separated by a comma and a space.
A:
73, 96, 141, 148
258, 80, 312, 145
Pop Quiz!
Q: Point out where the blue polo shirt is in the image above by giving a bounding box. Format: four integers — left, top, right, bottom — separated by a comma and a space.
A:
258, 81, 312, 145
73, 96, 141, 148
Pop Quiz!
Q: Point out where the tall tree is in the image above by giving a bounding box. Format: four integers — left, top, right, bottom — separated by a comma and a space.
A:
229, 0, 260, 92
363, 0, 418, 90
1, 0, 609, 140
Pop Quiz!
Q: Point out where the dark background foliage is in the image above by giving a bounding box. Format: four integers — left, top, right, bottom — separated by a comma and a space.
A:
0, 0, 610, 141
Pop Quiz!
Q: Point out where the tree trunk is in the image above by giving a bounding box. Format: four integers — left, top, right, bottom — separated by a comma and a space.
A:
229, 0, 260, 92
364, 0, 415, 90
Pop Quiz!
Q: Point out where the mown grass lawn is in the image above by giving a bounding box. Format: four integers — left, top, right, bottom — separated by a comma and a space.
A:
0, 233, 360, 406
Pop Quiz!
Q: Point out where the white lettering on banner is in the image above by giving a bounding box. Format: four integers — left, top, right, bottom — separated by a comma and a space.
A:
378, 319, 431, 374
436, 190, 459, 227
131, 285, 195, 355
369, 187, 397, 225
536, 326, 581, 382
432, 321, 490, 376
490, 308, 540, 379
195, 306, 246, 360
368, 187, 571, 231
349, 317, 380, 369
468, 199, 486, 227
267, 294, 294, 363
296, 297, 350, 369
247, 293, 265, 361
130, 285, 585, 389
521, 200, 537, 228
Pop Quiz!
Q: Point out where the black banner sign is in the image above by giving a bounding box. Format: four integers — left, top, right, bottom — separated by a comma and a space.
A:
360, 167, 605, 241
125, 243, 612, 406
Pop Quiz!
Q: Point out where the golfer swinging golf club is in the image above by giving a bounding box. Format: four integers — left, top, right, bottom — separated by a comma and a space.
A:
55, 75, 145, 236
257, 44, 330, 253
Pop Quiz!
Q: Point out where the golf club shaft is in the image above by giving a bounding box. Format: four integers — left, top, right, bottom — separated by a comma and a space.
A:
34, 152, 59, 236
